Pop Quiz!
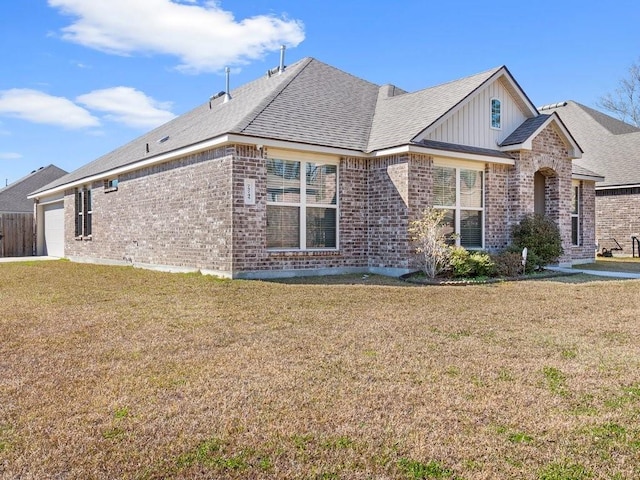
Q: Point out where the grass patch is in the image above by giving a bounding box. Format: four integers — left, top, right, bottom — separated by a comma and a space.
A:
543, 366, 569, 396
538, 461, 592, 479
1, 262, 640, 478
398, 458, 457, 479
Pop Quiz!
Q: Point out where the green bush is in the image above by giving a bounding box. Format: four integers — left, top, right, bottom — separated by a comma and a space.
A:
450, 247, 495, 278
512, 214, 563, 268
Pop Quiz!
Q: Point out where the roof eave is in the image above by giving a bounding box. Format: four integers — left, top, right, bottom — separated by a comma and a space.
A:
374, 144, 515, 165
573, 173, 605, 182
28, 133, 369, 199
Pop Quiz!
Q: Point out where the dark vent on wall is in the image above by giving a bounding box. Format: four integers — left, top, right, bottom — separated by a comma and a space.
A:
597, 187, 640, 196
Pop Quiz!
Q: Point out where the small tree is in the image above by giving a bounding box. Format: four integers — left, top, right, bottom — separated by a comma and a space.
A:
598, 60, 640, 127
409, 208, 451, 278
511, 214, 563, 269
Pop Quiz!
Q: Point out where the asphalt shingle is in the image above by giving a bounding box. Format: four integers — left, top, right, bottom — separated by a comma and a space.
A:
32, 59, 532, 195
0, 165, 67, 212
541, 101, 640, 187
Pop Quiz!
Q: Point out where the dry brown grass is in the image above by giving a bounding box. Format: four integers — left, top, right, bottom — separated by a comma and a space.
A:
1, 261, 639, 479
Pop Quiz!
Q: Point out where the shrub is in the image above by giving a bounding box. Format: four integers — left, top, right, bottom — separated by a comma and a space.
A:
450, 246, 496, 278
491, 251, 524, 277
409, 208, 452, 278
504, 245, 541, 274
512, 214, 563, 268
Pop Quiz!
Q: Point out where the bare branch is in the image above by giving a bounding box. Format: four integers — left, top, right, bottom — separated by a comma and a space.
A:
597, 60, 640, 127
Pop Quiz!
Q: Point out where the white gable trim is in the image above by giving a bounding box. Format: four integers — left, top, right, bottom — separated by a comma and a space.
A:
500, 114, 583, 159
412, 67, 538, 144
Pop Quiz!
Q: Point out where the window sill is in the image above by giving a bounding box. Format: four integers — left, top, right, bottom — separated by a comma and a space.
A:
75, 235, 93, 241
104, 187, 118, 193
268, 250, 340, 257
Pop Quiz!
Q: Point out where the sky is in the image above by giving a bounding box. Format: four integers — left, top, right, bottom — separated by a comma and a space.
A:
1, 0, 639, 186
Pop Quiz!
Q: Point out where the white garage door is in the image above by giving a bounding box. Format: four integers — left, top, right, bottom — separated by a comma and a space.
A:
43, 202, 65, 257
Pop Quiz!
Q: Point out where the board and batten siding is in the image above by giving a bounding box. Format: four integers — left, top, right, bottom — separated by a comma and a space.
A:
425, 79, 527, 149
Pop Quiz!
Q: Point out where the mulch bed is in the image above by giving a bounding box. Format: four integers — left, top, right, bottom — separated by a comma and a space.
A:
401, 269, 577, 286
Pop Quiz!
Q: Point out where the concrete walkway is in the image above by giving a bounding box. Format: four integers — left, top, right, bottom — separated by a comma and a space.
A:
0, 256, 60, 263
547, 266, 640, 279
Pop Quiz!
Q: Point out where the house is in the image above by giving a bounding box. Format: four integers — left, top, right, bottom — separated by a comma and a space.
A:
0, 165, 67, 257
539, 101, 640, 256
30, 57, 599, 278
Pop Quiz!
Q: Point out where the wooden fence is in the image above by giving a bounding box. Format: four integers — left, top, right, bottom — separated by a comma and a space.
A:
0, 213, 34, 257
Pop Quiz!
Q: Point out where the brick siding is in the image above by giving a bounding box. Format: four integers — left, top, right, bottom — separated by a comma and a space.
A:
595, 193, 640, 255
60, 125, 595, 276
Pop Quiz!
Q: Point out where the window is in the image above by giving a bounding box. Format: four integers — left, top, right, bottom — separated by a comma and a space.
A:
104, 178, 119, 192
75, 187, 92, 238
267, 158, 337, 249
433, 165, 484, 248
491, 98, 501, 129
571, 181, 580, 245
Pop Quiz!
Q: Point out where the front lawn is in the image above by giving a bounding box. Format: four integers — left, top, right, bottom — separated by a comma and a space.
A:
575, 257, 640, 273
1, 262, 639, 479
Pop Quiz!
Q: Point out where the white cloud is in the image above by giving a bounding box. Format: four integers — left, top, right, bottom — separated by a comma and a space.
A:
48, 0, 305, 73
0, 152, 22, 160
77, 87, 176, 128
0, 89, 100, 129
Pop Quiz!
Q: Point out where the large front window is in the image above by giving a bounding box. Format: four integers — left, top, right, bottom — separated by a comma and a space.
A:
433, 165, 484, 248
267, 158, 338, 249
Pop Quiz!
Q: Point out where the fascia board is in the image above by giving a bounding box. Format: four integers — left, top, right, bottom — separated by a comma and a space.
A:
375, 144, 515, 165
29, 134, 369, 199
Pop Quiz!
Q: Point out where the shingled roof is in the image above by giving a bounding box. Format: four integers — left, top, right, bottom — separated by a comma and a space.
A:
33, 58, 556, 196
540, 101, 640, 187
0, 165, 67, 212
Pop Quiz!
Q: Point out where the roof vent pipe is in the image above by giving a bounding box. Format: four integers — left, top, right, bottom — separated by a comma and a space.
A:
279, 45, 286, 74
224, 67, 231, 103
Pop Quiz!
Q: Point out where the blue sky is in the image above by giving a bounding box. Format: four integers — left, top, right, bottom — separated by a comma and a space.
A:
1, 0, 639, 186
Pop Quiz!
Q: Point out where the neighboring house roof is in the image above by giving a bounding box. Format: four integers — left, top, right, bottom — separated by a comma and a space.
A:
0, 165, 67, 213
539, 101, 640, 187
31, 58, 580, 197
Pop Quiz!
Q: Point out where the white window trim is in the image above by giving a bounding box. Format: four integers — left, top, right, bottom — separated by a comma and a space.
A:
571, 180, 581, 246
433, 162, 485, 249
267, 157, 339, 251
490, 97, 502, 130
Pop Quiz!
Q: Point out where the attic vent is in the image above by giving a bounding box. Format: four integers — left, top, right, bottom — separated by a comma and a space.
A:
538, 101, 567, 111
209, 90, 226, 109
158, 135, 170, 143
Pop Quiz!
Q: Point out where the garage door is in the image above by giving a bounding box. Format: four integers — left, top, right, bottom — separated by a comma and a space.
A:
43, 202, 65, 257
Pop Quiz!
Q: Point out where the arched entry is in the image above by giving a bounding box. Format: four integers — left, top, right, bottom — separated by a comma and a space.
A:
533, 168, 558, 218
534, 171, 546, 215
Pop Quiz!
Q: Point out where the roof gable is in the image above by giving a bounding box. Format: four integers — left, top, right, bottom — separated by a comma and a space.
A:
368, 66, 504, 152
499, 112, 582, 159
